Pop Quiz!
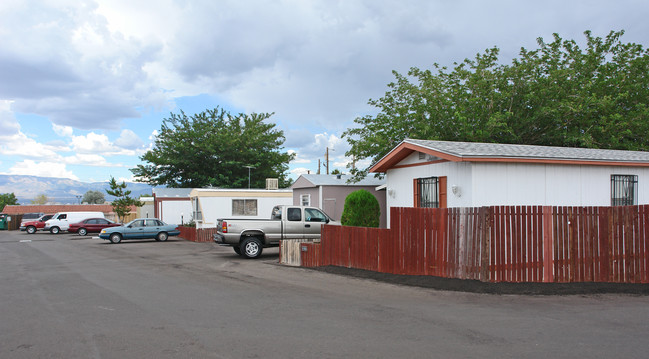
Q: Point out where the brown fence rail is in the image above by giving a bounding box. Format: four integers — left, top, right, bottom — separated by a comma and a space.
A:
293, 205, 649, 284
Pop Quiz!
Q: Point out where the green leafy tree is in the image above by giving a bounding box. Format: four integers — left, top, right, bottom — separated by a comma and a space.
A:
340, 190, 380, 228
343, 30, 649, 180
0, 192, 19, 211
31, 194, 49, 205
106, 177, 143, 223
82, 190, 105, 204
131, 107, 295, 188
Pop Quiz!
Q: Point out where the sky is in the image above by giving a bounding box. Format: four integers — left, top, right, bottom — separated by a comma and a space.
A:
1, 0, 648, 185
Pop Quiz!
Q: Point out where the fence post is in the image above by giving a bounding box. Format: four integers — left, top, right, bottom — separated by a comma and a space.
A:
479, 207, 491, 282
542, 206, 554, 282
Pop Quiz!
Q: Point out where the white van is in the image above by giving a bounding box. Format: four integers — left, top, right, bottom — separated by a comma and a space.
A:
44, 212, 105, 234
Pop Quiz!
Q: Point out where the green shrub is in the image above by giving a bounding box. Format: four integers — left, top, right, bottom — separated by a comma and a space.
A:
340, 189, 380, 227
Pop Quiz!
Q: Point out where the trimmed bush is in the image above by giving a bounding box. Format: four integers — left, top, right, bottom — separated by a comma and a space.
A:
340, 189, 380, 227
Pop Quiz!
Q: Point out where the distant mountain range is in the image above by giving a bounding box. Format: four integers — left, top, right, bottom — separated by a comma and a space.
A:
0, 175, 155, 204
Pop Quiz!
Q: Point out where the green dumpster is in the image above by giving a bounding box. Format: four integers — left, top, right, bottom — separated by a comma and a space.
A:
0, 214, 8, 230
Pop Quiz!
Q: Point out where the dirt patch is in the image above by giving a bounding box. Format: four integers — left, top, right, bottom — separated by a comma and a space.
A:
311, 266, 649, 295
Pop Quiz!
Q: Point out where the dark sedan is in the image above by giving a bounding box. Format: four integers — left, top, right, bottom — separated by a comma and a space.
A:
68, 218, 121, 236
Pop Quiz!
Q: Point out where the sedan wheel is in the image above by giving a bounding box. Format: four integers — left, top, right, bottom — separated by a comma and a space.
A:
78, 228, 87, 236
109, 233, 122, 244
156, 232, 168, 242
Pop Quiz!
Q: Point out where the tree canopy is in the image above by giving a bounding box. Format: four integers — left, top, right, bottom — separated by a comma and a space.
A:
31, 194, 49, 205
106, 177, 142, 223
343, 30, 649, 180
131, 107, 294, 188
0, 193, 18, 210
82, 190, 105, 204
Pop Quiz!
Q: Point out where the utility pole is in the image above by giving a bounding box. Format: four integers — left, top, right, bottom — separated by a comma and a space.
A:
317, 159, 321, 174
244, 165, 255, 189
325, 147, 329, 175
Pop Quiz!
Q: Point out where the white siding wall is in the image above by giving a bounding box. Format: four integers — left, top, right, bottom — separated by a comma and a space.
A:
385, 154, 649, 225
195, 196, 293, 229
472, 163, 649, 206
160, 200, 193, 225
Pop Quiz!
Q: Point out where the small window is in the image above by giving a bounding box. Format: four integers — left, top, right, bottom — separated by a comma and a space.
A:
192, 198, 203, 221
301, 194, 311, 206
232, 199, 258, 216
287, 208, 302, 221
611, 175, 638, 206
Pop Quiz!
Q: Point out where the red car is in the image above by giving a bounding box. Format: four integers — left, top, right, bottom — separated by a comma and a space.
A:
20, 214, 54, 234
68, 218, 121, 236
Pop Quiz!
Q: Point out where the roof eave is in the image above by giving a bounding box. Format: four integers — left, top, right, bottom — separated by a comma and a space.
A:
369, 140, 463, 173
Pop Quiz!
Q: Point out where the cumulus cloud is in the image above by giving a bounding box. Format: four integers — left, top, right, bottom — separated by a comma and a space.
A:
52, 124, 74, 137
7, 160, 80, 180
64, 131, 140, 156
62, 154, 123, 167
69, 132, 114, 153
0, 132, 63, 159
114, 129, 144, 150
290, 167, 314, 176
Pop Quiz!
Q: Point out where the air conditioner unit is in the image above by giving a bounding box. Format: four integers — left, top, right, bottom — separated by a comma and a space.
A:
266, 178, 279, 190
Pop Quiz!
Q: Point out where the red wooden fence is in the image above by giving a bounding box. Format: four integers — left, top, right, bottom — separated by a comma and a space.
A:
178, 226, 219, 243
297, 205, 649, 283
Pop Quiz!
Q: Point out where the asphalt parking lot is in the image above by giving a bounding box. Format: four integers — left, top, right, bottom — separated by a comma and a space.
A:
2, 229, 649, 358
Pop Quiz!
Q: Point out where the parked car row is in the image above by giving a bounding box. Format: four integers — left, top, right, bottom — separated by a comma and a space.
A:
19, 211, 180, 244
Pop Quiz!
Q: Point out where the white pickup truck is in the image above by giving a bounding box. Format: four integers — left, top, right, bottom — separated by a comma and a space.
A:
213, 205, 339, 258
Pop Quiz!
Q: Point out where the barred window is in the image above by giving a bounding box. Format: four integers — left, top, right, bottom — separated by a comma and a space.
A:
232, 199, 258, 216
415, 177, 440, 208
611, 175, 638, 206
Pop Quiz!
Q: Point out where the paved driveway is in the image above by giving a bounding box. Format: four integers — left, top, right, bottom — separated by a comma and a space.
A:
1, 230, 648, 358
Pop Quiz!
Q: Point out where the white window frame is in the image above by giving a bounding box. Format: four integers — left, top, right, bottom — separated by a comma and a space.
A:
301, 194, 311, 206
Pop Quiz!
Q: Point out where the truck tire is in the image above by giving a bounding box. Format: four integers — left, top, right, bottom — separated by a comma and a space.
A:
50, 227, 60, 234
26, 226, 37, 234
241, 237, 263, 259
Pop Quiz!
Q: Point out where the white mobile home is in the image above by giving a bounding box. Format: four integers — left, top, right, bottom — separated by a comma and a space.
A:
190, 188, 293, 229
370, 139, 649, 225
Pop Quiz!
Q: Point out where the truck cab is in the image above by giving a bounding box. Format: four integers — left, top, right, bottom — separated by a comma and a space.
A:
214, 205, 338, 258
